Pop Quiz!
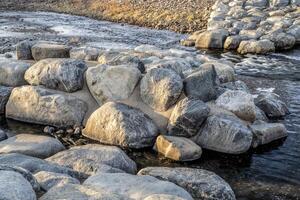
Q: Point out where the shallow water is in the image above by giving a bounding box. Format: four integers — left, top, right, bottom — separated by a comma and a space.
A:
0, 11, 299, 200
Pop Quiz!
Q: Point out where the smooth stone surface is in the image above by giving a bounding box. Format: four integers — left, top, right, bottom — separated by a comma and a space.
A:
0, 60, 31, 86
216, 90, 256, 122
6, 86, 88, 127
250, 122, 288, 147
167, 98, 210, 137
16, 40, 33, 60
138, 167, 236, 200
46, 144, 137, 175
25, 59, 87, 93
140, 68, 183, 112
34, 171, 80, 191
31, 43, 70, 61
83, 102, 158, 149
83, 173, 193, 200
237, 40, 275, 54
70, 46, 102, 61
192, 114, 253, 154
0, 134, 65, 158
86, 64, 141, 104
154, 135, 202, 161
0, 170, 36, 200
0, 86, 12, 114
195, 29, 229, 49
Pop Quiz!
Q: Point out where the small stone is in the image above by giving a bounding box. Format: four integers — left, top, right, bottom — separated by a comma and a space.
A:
73, 127, 81, 135
43, 126, 55, 134
66, 129, 74, 134
4, 53, 12, 58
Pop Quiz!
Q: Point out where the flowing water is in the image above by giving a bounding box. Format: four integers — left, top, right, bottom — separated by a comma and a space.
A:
0, 11, 299, 200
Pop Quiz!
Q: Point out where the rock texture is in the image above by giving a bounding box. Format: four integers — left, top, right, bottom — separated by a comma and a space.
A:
0, 86, 12, 115
6, 86, 88, 127
31, 43, 70, 61
83, 102, 158, 149
25, 59, 87, 93
195, 29, 229, 49
0, 60, 31, 86
16, 40, 33, 60
70, 46, 102, 61
238, 40, 276, 54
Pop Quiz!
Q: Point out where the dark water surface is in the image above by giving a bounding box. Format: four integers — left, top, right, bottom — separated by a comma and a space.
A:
0, 11, 299, 200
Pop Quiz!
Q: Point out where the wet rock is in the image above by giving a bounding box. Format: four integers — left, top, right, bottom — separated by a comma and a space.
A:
16, 40, 33, 60
167, 98, 210, 137
46, 144, 137, 175
140, 68, 183, 111
224, 35, 242, 50
34, 171, 80, 191
70, 46, 102, 61
270, 0, 290, 7
0, 86, 12, 115
254, 92, 289, 118
6, 86, 88, 127
202, 62, 235, 83
255, 106, 269, 121
287, 25, 300, 44
25, 59, 87, 93
184, 65, 218, 102
0, 170, 36, 200
262, 32, 296, 50
83, 102, 158, 149
154, 135, 202, 161
237, 39, 275, 54
138, 167, 236, 200
31, 43, 70, 61
0, 60, 31, 86
86, 64, 141, 104
0, 129, 7, 141
216, 90, 256, 122
195, 29, 229, 49
250, 122, 287, 147
192, 114, 253, 154
83, 173, 193, 200
0, 134, 65, 158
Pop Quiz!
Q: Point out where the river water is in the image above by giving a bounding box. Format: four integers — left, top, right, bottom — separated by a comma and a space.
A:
0, 12, 299, 200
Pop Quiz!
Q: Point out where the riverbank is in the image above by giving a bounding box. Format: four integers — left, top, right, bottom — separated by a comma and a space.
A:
0, 0, 213, 33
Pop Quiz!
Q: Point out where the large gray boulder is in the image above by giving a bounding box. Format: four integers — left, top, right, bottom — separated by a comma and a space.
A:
70, 46, 102, 61
195, 29, 229, 49
146, 59, 192, 77
31, 43, 70, 61
0, 170, 36, 200
46, 144, 137, 175
0, 60, 31, 86
254, 92, 289, 118
201, 62, 235, 84
216, 90, 256, 122
140, 68, 183, 111
167, 98, 210, 137
184, 65, 218, 102
154, 135, 202, 161
0, 134, 65, 159
0, 86, 12, 115
138, 167, 236, 200
237, 40, 275, 54
83, 173, 193, 200
83, 102, 158, 149
262, 32, 296, 50
16, 40, 34, 60
6, 86, 88, 127
24, 59, 87, 93
192, 114, 253, 154
86, 64, 141, 104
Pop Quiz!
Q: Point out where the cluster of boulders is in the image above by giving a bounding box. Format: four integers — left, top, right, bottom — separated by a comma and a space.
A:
0, 39, 290, 199
183, 0, 300, 54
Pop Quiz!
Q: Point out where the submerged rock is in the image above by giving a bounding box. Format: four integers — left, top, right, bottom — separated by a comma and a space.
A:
0, 86, 12, 115
0, 60, 31, 86
237, 40, 275, 54
154, 135, 202, 161
6, 86, 88, 127
46, 144, 137, 175
31, 43, 70, 61
83, 102, 158, 149
138, 167, 236, 200
25, 59, 87, 93
0, 134, 65, 158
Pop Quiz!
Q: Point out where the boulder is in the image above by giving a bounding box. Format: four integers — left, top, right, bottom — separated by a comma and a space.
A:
24, 59, 87, 93
31, 43, 70, 61
0, 171, 36, 200
16, 40, 33, 60
254, 92, 289, 118
138, 167, 236, 200
146, 59, 192, 76
46, 144, 137, 175
140, 68, 183, 111
239, 30, 263, 40
255, 106, 269, 121
34, 171, 80, 191
219, 80, 250, 94
83, 102, 158, 149
195, 29, 229, 49
287, 25, 300, 44
250, 122, 287, 147
224, 36, 242, 50
86, 64, 141, 104
192, 114, 253, 154
83, 173, 193, 200
70, 46, 102, 61
0, 60, 31, 86
0, 86, 12, 114
154, 135, 202, 161
167, 98, 210, 137
237, 40, 275, 54
6, 86, 88, 127
263, 33, 296, 50
201, 62, 235, 83
270, 0, 290, 7
184, 65, 218, 102
216, 90, 256, 122
245, 0, 268, 7
0, 134, 65, 158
